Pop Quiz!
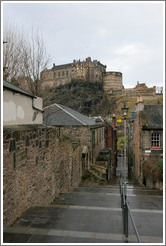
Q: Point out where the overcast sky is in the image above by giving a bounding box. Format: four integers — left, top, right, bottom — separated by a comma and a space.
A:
2, 1, 164, 88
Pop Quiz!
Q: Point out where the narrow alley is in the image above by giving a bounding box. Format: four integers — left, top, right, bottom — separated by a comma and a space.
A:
4, 159, 163, 244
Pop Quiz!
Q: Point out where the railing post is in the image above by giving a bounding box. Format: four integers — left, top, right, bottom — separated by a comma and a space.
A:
123, 202, 128, 238
122, 185, 125, 209
124, 181, 127, 200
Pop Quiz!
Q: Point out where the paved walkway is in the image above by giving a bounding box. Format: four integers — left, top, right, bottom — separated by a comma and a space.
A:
3, 175, 163, 243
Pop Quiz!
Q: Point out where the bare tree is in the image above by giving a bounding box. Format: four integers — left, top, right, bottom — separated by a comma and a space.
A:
3, 23, 25, 83
3, 23, 51, 95
21, 29, 51, 95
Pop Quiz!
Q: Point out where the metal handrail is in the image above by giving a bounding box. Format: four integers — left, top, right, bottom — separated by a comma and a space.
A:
119, 177, 141, 243
126, 202, 142, 243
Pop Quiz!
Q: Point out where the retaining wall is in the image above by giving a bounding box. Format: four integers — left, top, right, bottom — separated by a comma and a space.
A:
3, 125, 86, 226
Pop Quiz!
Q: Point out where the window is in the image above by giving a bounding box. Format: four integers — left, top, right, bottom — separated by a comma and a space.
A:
54, 72, 56, 77
58, 71, 60, 77
66, 70, 68, 76
151, 133, 160, 148
62, 71, 65, 76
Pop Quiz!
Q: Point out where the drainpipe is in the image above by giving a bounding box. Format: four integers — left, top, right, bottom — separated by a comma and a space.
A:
32, 97, 44, 121
32, 97, 44, 113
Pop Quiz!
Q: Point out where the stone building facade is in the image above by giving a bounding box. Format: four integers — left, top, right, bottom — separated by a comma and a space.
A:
41, 57, 106, 88
128, 98, 163, 188
120, 81, 156, 98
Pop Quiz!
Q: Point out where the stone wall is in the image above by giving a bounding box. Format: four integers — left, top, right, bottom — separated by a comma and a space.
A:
3, 124, 105, 226
3, 125, 87, 226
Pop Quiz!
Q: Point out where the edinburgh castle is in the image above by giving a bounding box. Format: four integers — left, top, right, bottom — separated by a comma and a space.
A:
41, 57, 162, 98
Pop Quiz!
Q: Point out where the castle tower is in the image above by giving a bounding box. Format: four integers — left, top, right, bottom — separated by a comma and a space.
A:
103, 71, 123, 94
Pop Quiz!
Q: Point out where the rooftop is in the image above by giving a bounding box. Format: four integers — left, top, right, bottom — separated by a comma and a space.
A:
3, 80, 35, 98
43, 103, 100, 126
141, 104, 163, 129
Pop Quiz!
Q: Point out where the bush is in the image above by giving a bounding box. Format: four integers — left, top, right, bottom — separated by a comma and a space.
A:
143, 157, 163, 182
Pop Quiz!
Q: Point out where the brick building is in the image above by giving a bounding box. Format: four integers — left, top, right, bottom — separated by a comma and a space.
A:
128, 97, 163, 188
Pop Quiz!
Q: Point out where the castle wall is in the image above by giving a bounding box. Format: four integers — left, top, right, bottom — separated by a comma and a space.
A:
40, 57, 160, 99
41, 57, 106, 89
103, 72, 123, 93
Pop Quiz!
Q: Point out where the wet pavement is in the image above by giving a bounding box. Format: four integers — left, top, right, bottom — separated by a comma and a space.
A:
3, 175, 163, 244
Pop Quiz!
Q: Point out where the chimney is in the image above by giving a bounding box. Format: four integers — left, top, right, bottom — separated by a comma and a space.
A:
135, 96, 144, 112
112, 114, 116, 128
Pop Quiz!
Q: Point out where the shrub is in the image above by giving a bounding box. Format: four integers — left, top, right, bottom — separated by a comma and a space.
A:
143, 157, 163, 182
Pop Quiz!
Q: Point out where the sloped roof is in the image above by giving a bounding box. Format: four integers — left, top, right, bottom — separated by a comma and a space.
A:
141, 104, 163, 129
43, 103, 98, 126
3, 80, 35, 98
52, 63, 73, 70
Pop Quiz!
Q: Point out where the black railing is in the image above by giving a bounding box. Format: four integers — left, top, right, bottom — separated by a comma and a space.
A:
119, 177, 142, 243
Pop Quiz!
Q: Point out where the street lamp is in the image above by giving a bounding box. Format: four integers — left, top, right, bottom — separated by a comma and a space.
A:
122, 102, 128, 194
120, 140, 124, 177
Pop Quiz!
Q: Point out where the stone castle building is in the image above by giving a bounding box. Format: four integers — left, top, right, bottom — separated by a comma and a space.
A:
40, 57, 158, 98
41, 57, 107, 88
41, 57, 123, 93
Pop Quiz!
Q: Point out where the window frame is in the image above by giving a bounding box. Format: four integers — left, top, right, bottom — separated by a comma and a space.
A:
151, 133, 160, 149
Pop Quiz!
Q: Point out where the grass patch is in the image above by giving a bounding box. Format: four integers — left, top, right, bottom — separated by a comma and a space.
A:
114, 97, 163, 119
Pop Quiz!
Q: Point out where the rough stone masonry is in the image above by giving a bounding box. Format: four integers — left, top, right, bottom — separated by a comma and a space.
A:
3, 125, 92, 226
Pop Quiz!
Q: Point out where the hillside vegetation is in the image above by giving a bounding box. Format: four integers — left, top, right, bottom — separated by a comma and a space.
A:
43, 80, 117, 117
42, 80, 163, 119
111, 96, 163, 120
